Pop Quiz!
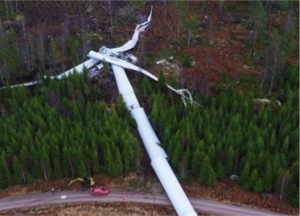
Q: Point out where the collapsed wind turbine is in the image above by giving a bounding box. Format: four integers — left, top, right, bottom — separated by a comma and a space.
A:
2, 7, 198, 216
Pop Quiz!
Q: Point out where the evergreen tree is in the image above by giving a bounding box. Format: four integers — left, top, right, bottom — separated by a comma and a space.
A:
263, 161, 273, 192
240, 161, 250, 190
185, 145, 192, 171
77, 160, 88, 178
191, 149, 204, 176
171, 141, 182, 169
226, 146, 234, 175
254, 178, 263, 193
207, 144, 216, 166
54, 158, 62, 179
32, 147, 42, 179
287, 161, 299, 208
249, 169, 259, 190
92, 151, 100, 174
114, 147, 123, 177
198, 156, 216, 187
0, 153, 11, 189
156, 72, 166, 92
12, 156, 22, 184
40, 146, 51, 180
117, 96, 129, 119
216, 162, 225, 180
106, 146, 117, 177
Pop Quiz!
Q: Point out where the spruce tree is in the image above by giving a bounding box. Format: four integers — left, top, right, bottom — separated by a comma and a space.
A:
226, 146, 234, 175
106, 146, 117, 177
114, 147, 123, 177
77, 161, 88, 178
240, 162, 250, 190
171, 142, 182, 170
54, 158, 62, 179
191, 149, 204, 176
216, 162, 225, 180
12, 156, 22, 184
263, 161, 273, 192
198, 156, 216, 187
287, 161, 299, 208
249, 169, 259, 190
91, 151, 100, 174
254, 178, 263, 193
0, 153, 11, 189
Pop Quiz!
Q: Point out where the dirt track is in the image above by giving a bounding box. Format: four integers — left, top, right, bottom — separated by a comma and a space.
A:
0, 190, 285, 216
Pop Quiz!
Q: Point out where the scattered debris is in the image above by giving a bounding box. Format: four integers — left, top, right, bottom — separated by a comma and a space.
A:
230, 175, 239, 181
255, 98, 282, 106
61, 195, 67, 199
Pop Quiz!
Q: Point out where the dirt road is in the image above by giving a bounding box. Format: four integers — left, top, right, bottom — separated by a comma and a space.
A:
0, 190, 285, 215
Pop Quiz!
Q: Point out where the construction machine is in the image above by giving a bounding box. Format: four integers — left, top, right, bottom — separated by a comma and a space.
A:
67, 178, 95, 190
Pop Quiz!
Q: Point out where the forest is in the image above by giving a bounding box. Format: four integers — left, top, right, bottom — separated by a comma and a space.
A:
0, 71, 141, 185
0, 0, 299, 209
146, 64, 299, 207
0, 63, 298, 207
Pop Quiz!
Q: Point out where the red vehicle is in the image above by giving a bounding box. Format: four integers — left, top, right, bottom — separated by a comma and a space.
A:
91, 187, 110, 196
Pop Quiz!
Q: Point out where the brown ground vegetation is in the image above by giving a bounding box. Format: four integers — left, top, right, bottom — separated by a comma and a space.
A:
184, 178, 299, 215
0, 174, 298, 215
2, 202, 176, 216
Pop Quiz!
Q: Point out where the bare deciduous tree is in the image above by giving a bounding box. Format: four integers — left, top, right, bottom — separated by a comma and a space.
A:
108, 0, 113, 38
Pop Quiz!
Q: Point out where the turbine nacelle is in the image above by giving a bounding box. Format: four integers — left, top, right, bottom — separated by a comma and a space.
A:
1, 5, 199, 107
99, 46, 138, 64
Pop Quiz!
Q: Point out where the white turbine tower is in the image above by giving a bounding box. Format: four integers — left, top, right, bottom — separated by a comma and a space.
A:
2, 7, 198, 216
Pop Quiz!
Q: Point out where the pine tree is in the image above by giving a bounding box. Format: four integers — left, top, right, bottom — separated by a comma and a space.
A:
77, 161, 88, 178
106, 146, 117, 177
26, 173, 34, 184
171, 141, 182, 170
254, 178, 263, 193
62, 146, 73, 177
198, 156, 216, 187
54, 158, 62, 179
2, 30, 19, 81
226, 146, 234, 175
114, 147, 123, 177
19, 145, 29, 182
269, 131, 276, 151
207, 166, 217, 187
191, 149, 204, 176
117, 96, 129, 119
32, 147, 42, 179
287, 161, 299, 208
73, 148, 87, 178
207, 144, 216, 166
185, 145, 192, 171
216, 162, 225, 180
249, 169, 259, 190
240, 162, 250, 190
156, 72, 166, 92
40, 146, 51, 180
281, 136, 289, 154
263, 161, 273, 192
131, 139, 140, 171
0, 153, 11, 189
12, 156, 22, 184
92, 151, 100, 174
